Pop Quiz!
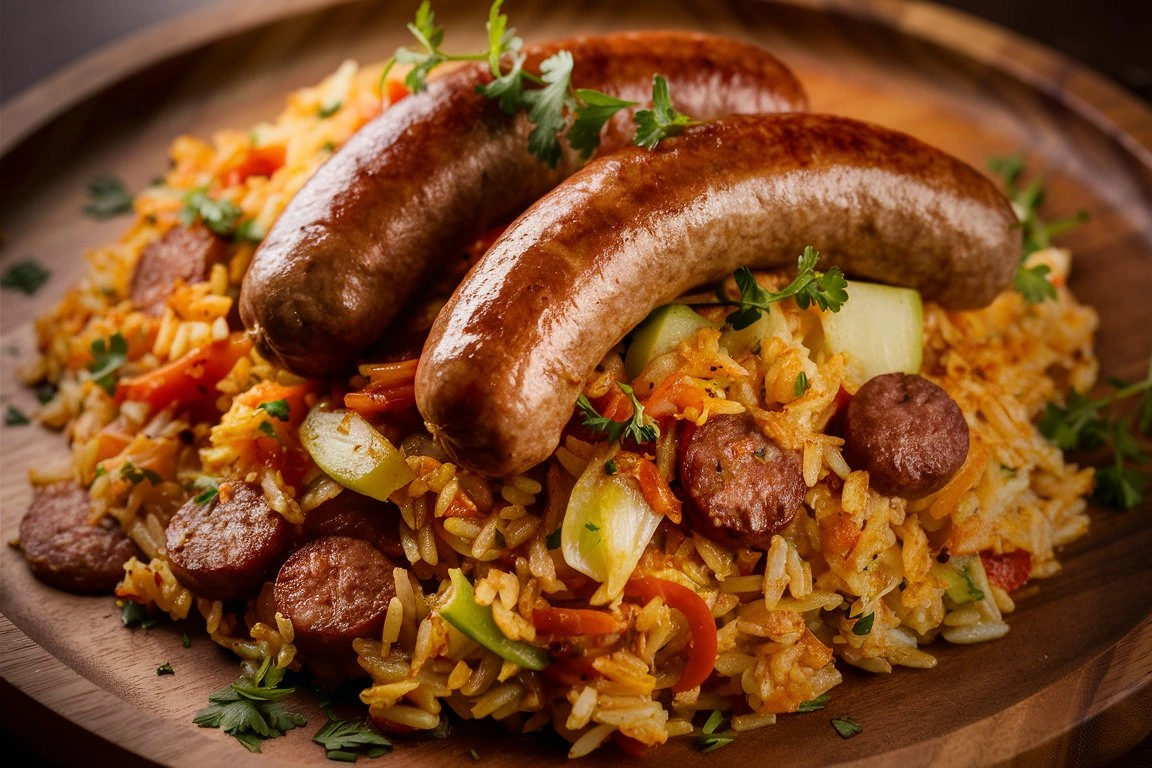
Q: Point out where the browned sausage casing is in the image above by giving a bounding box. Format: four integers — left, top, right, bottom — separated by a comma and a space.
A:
416, 113, 1020, 477
238, 31, 808, 376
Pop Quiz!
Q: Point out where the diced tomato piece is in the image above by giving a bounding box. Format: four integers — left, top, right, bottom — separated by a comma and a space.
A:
220, 144, 286, 186
980, 550, 1032, 592
115, 334, 251, 410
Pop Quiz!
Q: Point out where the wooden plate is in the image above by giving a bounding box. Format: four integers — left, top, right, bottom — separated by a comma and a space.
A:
2, 0, 1150, 765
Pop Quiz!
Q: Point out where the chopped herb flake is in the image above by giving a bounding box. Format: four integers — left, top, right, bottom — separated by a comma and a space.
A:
797, 694, 830, 713
258, 420, 278, 438
157, 663, 175, 676
180, 186, 245, 238
257, 399, 291, 421
850, 611, 875, 636
88, 332, 129, 395
317, 100, 343, 118
312, 716, 392, 761
36, 383, 58, 404
84, 174, 134, 218
5, 405, 30, 426
794, 371, 809, 398
1, 259, 51, 295
604, 459, 618, 475
831, 716, 862, 739
584, 522, 600, 533
120, 600, 162, 629
545, 528, 561, 550
182, 633, 192, 649
120, 461, 162, 486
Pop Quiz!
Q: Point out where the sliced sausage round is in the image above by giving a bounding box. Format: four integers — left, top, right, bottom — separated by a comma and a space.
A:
131, 225, 228, 315
678, 413, 805, 550
18, 481, 140, 594
302, 490, 404, 560
165, 480, 290, 600
841, 373, 970, 498
274, 536, 397, 677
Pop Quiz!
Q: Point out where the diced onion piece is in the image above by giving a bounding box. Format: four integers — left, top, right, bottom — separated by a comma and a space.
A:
562, 450, 661, 601
818, 279, 922, 388
300, 406, 414, 501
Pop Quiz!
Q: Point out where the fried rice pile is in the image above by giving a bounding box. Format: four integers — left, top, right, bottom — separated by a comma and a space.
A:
21, 60, 1099, 757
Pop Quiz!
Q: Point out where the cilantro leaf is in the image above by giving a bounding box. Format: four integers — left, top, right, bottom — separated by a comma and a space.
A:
476, 54, 526, 113
1038, 389, 1105, 452
575, 382, 659, 445
633, 75, 697, 150
258, 420, 279, 438
5, 405, 30, 426
193, 477, 219, 505
36, 383, 58, 404
568, 89, 636, 160
257, 399, 291, 421
84, 174, 134, 218
180, 187, 245, 238
797, 694, 830, 713
545, 528, 561, 550
484, 0, 521, 76
1, 259, 51, 295
724, 248, 849, 329
313, 717, 393, 762
157, 662, 175, 676
1094, 463, 1149, 511
831, 716, 862, 739
88, 332, 129, 395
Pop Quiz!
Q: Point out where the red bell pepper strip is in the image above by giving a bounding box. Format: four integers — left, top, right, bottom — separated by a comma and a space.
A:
531, 606, 623, 636
624, 577, 717, 692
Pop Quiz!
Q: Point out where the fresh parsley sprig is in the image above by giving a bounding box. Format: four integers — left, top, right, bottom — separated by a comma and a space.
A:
633, 75, 698, 150
576, 382, 659, 445
987, 154, 1089, 304
1038, 361, 1152, 510
722, 247, 849, 330
1, 259, 51, 295
193, 657, 307, 753
382, 1, 644, 166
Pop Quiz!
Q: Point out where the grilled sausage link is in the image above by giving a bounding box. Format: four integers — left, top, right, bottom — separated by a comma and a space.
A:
239, 31, 807, 376
416, 113, 1020, 477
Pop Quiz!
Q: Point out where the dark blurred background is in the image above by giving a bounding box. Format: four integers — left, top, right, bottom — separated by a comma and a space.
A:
0, 0, 1150, 104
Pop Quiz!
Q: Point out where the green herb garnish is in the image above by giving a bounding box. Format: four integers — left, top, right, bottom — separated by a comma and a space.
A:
88, 332, 129, 395
312, 716, 393, 762
84, 174, 134, 218
120, 461, 162, 486
797, 694, 830, 713
193, 657, 308, 753
120, 600, 162, 629
584, 522, 600, 533
5, 405, 30, 426
987, 154, 1089, 304
794, 372, 809, 398
831, 716, 862, 739
36, 383, 58, 404
1, 259, 51, 295
723, 247, 849, 330
633, 74, 697, 150
258, 420, 278, 438
575, 382, 659, 444
317, 99, 343, 119
604, 459, 618, 475
545, 528, 562, 550
180, 186, 246, 238
694, 709, 736, 753
193, 477, 219, 505
257, 399, 291, 421
850, 611, 875, 636
384, 1, 641, 166
182, 633, 192, 649
1038, 363, 1152, 510
157, 663, 175, 676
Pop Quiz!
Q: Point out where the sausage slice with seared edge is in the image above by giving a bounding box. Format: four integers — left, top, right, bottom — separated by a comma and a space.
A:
416, 113, 1019, 477
18, 481, 141, 594
239, 31, 807, 376
165, 479, 291, 600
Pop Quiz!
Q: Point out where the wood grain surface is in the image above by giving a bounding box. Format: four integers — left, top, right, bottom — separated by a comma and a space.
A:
1, 1, 1150, 766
